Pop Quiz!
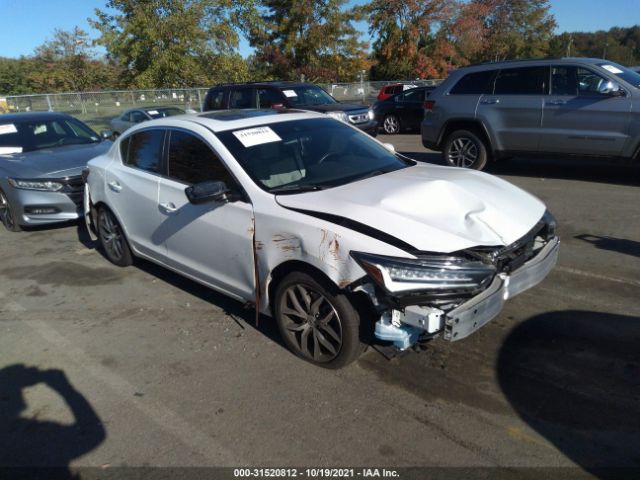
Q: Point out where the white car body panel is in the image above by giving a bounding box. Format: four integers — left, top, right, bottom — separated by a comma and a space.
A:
85, 110, 552, 325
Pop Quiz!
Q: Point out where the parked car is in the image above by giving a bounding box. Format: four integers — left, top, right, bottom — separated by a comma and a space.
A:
202, 82, 378, 136
376, 83, 418, 102
631, 65, 640, 74
373, 86, 435, 134
0, 112, 111, 231
422, 57, 640, 170
110, 106, 186, 137
85, 109, 558, 368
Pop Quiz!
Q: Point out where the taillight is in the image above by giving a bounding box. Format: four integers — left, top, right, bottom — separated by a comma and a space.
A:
271, 103, 284, 109
424, 100, 435, 111
81, 168, 90, 183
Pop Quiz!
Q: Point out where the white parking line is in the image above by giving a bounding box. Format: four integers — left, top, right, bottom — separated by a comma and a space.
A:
555, 265, 640, 288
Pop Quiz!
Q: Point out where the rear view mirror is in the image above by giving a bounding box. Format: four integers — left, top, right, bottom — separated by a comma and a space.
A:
185, 180, 230, 205
383, 143, 395, 153
100, 129, 113, 140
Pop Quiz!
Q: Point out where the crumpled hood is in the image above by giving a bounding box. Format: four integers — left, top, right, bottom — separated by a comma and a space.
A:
276, 164, 546, 253
0, 141, 111, 178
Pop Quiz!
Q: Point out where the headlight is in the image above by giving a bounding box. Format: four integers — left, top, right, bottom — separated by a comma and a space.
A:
8, 178, 64, 192
542, 209, 557, 238
326, 111, 348, 123
368, 109, 375, 121
351, 251, 496, 294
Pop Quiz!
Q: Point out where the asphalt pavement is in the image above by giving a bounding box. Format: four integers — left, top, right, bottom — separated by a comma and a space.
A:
1, 135, 639, 479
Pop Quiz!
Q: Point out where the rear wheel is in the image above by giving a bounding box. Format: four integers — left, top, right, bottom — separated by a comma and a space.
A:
443, 129, 489, 170
382, 114, 400, 134
97, 207, 132, 266
274, 271, 365, 368
0, 189, 21, 232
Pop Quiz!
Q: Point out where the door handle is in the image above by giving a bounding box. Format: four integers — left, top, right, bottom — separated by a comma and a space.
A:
480, 98, 500, 105
160, 202, 178, 213
547, 99, 566, 106
108, 181, 122, 192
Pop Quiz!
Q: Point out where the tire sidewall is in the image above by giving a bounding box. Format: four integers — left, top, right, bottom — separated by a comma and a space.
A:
443, 129, 489, 170
0, 188, 21, 232
274, 271, 364, 369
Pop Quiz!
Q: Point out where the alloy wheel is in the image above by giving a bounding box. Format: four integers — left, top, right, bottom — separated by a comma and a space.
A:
447, 137, 479, 167
99, 210, 125, 261
279, 284, 343, 363
383, 115, 400, 134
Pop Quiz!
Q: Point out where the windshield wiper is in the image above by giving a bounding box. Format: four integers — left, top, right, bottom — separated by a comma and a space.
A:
270, 184, 326, 194
354, 169, 391, 182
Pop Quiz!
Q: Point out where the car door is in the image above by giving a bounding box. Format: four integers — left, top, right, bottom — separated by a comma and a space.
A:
394, 89, 427, 130
105, 128, 167, 259
157, 128, 255, 301
477, 66, 546, 153
540, 65, 631, 156
112, 112, 131, 133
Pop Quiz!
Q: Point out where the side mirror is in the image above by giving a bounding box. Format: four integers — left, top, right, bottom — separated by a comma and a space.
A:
185, 180, 230, 205
383, 143, 395, 153
598, 80, 624, 96
100, 129, 113, 140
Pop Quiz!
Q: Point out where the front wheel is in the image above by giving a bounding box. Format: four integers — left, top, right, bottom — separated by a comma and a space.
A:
274, 271, 365, 368
443, 129, 489, 170
382, 114, 400, 134
97, 207, 133, 266
0, 188, 21, 232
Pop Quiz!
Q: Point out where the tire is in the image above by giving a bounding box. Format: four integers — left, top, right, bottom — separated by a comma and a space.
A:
382, 114, 401, 134
0, 188, 21, 232
274, 271, 365, 369
443, 129, 489, 170
97, 206, 133, 267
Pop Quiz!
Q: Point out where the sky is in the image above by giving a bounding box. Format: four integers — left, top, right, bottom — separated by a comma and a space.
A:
0, 0, 639, 59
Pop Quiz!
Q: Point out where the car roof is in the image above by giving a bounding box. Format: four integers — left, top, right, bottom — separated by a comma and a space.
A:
458, 57, 619, 73
0, 111, 74, 123
211, 81, 319, 89
129, 109, 326, 133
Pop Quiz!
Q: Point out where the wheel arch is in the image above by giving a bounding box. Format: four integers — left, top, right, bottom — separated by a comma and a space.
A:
438, 118, 494, 155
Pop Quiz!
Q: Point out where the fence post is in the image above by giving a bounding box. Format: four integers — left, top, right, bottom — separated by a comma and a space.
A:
197, 89, 203, 112
46, 95, 53, 112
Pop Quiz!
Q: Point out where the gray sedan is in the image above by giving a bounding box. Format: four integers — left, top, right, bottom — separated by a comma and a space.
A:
0, 112, 111, 231
110, 106, 186, 137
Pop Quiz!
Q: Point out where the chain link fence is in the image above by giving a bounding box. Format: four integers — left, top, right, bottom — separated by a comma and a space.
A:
1, 80, 442, 131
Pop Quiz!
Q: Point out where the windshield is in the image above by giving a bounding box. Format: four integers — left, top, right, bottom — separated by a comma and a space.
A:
146, 107, 185, 119
284, 86, 337, 106
597, 62, 640, 88
0, 117, 100, 153
217, 118, 413, 193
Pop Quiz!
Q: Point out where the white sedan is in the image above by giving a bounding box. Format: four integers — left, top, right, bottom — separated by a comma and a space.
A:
84, 109, 559, 368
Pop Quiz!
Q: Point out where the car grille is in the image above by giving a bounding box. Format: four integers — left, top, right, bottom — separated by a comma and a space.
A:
60, 175, 84, 210
462, 218, 554, 274
348, 109, 370, 125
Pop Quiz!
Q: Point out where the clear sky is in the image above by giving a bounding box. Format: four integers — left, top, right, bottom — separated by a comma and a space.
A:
0, 0, 639, 59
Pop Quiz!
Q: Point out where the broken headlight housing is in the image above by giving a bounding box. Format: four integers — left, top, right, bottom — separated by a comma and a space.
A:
351, 251, 496, 295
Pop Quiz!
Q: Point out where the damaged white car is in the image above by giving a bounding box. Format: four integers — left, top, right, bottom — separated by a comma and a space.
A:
84, 110, 559, 368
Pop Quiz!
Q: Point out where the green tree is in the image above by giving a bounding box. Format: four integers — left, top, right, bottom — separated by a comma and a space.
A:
471, 0, 556, 61
90, 0, 252, 88
247, 0, 370, 82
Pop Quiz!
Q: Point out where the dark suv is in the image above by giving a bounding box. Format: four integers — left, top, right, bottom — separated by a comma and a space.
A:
203, 81, 378, 136
421, 58, 640, 170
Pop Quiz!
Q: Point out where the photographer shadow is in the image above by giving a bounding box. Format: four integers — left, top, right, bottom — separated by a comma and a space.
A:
0, 364, 106, 477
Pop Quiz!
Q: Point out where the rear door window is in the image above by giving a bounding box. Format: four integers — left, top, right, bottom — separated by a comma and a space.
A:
167, 130, 236, 187
229, 88, 256, 108
494, 67, 546, 95
449, 70, 497, 95
130, 111, 148, 123
123, 129, 164, 174
206, 89, 225, 110
257, 88, 284, 108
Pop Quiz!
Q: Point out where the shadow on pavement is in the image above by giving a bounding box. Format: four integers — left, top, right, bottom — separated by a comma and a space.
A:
575, 234, 640, 259
0, 365, 106, 477
497, 310, 640, 476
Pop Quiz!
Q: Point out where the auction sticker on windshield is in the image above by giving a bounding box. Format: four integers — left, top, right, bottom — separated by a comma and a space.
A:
601, 64, 624, 74
233, 126, 282, 148
283, 90, 298, 97
0, 147, 22, 154
0, 124, 18, 135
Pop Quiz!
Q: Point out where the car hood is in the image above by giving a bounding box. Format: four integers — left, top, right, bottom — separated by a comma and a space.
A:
299, 103, 368, 113
275, 164, 546, 253
0, 141, 111, 178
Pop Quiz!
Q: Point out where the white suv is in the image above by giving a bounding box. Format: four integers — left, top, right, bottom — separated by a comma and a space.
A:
84, 109, 559, 368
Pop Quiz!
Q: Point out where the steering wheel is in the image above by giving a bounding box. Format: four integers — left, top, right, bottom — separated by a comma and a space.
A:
317, 151, 341, 165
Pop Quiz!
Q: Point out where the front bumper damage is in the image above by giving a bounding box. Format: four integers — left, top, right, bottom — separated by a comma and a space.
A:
371, 236, 560, 349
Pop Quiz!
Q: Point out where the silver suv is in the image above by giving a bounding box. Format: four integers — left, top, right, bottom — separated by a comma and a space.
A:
421, 58, 640, 170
